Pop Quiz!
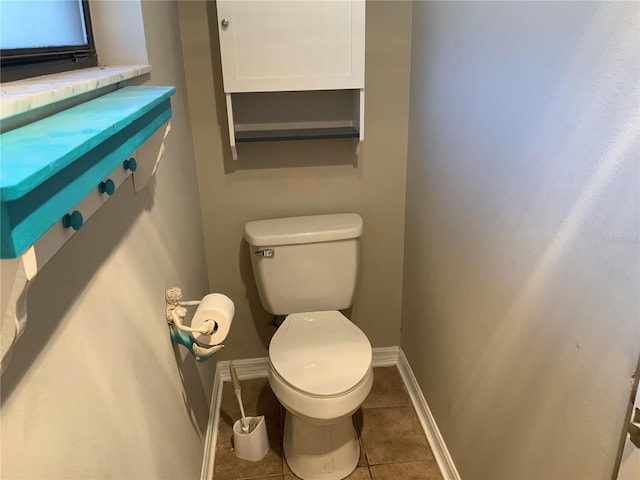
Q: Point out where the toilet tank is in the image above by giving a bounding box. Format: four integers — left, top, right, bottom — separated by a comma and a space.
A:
244, 213, 363, 315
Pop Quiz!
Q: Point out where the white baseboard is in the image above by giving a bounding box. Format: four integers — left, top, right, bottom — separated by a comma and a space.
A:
371, 345, 400, 367
200, 346, 459, 480
218, 356, 270, 381
199, 361, 224, 480
397, 349, 461, 480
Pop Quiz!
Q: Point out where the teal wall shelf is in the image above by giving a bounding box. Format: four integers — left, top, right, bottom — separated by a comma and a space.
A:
0, 86, 176, 259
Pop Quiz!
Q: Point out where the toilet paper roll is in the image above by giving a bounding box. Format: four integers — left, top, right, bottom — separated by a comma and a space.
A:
192, 293, 235, 346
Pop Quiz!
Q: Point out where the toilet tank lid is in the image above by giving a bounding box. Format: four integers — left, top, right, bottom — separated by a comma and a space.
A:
244, 213, 363, 247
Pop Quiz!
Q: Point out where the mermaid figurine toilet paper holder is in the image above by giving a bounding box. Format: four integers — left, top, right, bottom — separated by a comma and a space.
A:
165, 287, 233, 361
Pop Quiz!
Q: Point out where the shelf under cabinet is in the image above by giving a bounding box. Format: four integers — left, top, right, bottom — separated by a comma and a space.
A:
224, 89, 364, 159
235, 126, 359, 143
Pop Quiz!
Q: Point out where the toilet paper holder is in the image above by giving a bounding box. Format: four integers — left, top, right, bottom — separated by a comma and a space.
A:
165, 287, 225, 361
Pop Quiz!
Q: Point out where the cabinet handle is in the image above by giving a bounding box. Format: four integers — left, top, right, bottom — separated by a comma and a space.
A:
221, 18, 229, 29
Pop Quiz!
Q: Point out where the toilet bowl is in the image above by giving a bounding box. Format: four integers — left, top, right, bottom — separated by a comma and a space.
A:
268, 311, 372, 480
244, 213, 371, 479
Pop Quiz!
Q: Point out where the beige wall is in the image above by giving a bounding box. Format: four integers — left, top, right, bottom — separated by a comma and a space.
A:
402, 2, 639, 479
1, 2, 212, 478
178, 1, 413, 360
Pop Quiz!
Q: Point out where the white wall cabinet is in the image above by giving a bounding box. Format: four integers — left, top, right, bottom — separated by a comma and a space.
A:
217, 0, 364, 92
215, 0, 365, 159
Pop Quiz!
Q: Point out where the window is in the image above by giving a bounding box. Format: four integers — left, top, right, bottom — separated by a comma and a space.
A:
0, 0, 98, 82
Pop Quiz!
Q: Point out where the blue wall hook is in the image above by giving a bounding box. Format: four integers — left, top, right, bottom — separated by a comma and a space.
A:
62, 210, 83, 230
98, 179, 116, 195
123, 157, 137, 172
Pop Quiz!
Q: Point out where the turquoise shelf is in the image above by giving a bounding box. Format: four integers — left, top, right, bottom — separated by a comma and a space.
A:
0, 86, 176, 258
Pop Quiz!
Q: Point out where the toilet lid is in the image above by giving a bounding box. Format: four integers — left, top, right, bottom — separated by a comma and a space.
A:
269, 311, 372, 397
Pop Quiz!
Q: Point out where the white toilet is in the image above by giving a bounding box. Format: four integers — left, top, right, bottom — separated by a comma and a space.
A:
244, 213, 373, 480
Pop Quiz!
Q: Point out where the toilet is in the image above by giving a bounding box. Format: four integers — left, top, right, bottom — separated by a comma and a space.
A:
244, 213, 373, 480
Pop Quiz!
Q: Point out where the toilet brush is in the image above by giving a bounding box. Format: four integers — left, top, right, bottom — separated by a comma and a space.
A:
229, 362, 270, 462
230, 362, 250, 433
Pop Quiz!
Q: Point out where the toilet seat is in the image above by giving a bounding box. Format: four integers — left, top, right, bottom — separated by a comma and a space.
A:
269, 310, 372, 397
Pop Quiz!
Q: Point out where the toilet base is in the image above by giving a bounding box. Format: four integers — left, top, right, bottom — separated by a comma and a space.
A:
283, 410, 359, 480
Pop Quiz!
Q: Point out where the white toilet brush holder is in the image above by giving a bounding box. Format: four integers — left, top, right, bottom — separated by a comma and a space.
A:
233, 415, 270, 462
230, 362, 270, 462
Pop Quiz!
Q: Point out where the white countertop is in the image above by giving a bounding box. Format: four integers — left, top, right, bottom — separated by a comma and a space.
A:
0, 65, 151, 121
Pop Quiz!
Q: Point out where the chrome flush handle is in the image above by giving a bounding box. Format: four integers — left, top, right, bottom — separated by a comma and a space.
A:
255, 249, 274, 258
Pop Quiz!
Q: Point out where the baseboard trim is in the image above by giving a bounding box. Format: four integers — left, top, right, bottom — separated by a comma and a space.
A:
218, 356, 270, 381
371, 345, 400, 367
199, 361, 224, 480
397, 348, 461, 480
200, 346, 459, 480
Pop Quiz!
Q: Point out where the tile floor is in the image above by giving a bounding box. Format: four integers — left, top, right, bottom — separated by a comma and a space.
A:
213, 366, 444, 480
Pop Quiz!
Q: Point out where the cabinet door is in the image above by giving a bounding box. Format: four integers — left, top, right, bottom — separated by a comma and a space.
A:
216, 0, 365, 93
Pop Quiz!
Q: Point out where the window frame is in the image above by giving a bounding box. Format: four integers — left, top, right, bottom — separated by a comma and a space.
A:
0, 0, 98, 82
